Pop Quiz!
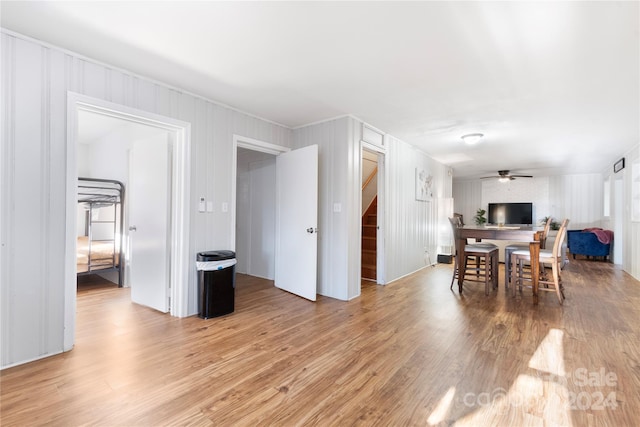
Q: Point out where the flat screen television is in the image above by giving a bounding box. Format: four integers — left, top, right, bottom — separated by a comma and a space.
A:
488, 202, 533, 225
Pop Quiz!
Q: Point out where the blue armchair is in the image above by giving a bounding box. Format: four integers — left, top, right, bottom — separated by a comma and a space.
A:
567, 229, 611, 261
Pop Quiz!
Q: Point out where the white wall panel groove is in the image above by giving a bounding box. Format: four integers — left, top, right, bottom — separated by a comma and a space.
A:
1, 33, 16, 365
39, 45, 52, 353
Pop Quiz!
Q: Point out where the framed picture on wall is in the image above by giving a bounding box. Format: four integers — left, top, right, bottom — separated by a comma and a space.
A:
614, 157, 625, 173
415, 168, 433, 202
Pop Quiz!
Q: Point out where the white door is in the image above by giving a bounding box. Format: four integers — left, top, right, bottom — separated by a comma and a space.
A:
129, 136, 171, 312
275, 145, 318, 301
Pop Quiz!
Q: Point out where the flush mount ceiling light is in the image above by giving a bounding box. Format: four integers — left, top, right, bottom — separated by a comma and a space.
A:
461, 133, 483, 145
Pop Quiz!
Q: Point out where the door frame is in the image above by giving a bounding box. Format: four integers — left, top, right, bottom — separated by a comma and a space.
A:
230, 135, 290, 252
65, 92, 191, 350
613, 174, 624, 265
360, 140, 386, 285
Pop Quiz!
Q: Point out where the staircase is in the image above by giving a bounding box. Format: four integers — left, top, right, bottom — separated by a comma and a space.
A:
361, 197, 377, 280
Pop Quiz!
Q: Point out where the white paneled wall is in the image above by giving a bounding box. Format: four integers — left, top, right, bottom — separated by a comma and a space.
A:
384, 136, 452, 282
248, 159, 276, 279
293, 117, 352, 300
346, 118, 363, 298
452, 180, 482, 226
0, 31, 292, 368
548, 174, 604, 229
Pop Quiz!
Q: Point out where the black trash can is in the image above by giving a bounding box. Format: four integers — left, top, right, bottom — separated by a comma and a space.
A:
196, 250, 236, 319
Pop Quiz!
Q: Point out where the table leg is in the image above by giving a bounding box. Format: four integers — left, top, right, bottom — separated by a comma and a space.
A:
511, 253, 518, 297
456, 236, 465, 293
529, 232, 541, 304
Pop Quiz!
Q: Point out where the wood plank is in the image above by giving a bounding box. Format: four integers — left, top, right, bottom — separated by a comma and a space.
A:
1, 261, 639, 425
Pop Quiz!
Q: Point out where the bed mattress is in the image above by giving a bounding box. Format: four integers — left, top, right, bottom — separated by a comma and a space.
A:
77, 236, 120, 273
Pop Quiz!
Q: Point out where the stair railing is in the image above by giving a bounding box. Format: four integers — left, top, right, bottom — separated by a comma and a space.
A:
362, 166, 378, 190
362, 167, 378, 218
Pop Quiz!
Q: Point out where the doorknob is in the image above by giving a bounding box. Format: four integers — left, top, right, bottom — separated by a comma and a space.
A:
306, 227, 317, 234
129, 226, 137, 232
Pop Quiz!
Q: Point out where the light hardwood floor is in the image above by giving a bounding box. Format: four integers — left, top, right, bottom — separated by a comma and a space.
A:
2, 259, 639, 426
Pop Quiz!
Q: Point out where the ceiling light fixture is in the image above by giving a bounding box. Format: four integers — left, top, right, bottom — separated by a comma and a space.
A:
498, 177, 510, 183
461, 133, 483, 145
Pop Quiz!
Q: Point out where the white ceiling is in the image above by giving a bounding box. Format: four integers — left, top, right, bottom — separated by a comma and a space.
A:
2, 1, 638, 179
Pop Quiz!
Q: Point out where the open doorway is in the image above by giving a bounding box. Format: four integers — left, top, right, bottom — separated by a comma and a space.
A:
235, 147, 277, 279
231, 135, 319, 301
361, 143, 385, 285
65, 93, 191, 352
361, 149, 378, 281
231, 136, 290, 282
76, 110, 170, 293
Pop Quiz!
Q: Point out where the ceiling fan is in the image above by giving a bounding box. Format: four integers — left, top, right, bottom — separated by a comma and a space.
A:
480, 170, 533, 182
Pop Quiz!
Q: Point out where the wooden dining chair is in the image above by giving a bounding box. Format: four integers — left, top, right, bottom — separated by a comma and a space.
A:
449, 217, 499, 295
511, 218, 569, 304
453, 212, 465, 226
504, 216, 553, 289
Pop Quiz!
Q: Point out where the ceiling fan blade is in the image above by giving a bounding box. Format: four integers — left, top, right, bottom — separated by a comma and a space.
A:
478, 171, 533, 180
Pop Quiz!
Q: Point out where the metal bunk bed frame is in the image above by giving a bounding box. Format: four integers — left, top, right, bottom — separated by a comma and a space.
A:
77, 177, 125, 286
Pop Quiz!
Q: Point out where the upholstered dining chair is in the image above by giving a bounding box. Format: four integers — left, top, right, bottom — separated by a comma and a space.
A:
449, 217, 499, 295
504, 216, 553, 289
511, 218, 570, 304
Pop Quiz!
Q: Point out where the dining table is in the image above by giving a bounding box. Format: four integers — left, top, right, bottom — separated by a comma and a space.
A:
455, 225, 544, 303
